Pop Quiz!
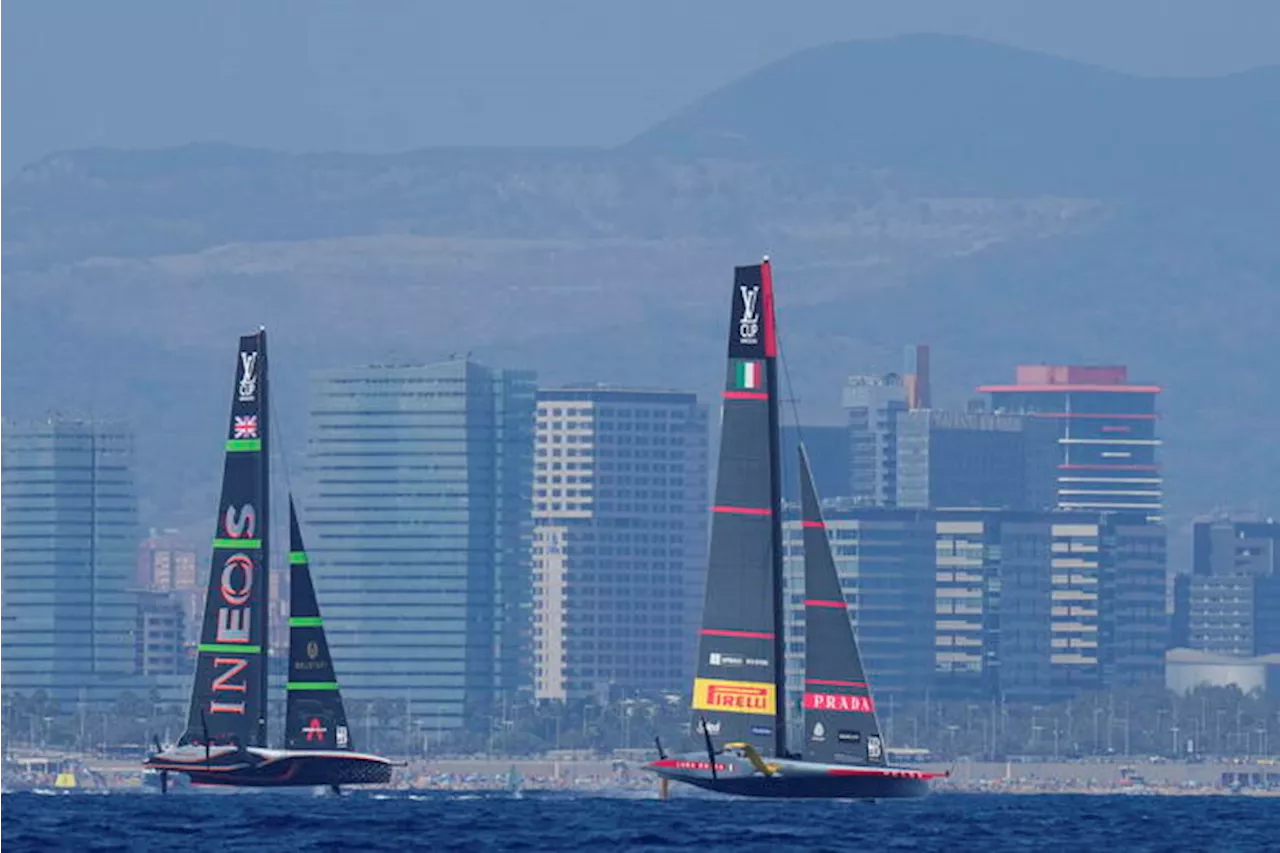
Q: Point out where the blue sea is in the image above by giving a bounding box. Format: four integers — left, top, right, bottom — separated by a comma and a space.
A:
3, 791, 1276, 852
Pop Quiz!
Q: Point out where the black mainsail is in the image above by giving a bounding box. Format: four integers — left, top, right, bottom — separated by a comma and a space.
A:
184, 329, 270, 747
690, 260, 787, 757
284, 498, 353, 751
798, 445, 886, 766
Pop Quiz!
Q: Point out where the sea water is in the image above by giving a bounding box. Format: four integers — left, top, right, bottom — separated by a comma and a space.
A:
2, 790, 1275, 852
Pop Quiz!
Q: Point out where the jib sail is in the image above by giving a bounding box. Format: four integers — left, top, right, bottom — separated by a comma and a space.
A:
798, 445, 885, 765
284, 498, 353, 751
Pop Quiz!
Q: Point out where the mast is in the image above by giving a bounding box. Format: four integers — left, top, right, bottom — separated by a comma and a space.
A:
284, 498, 352, 751
183, 328, 270, 747
798, 444, 886, 765
761, 260, 787, 758
690, 258, 785, 757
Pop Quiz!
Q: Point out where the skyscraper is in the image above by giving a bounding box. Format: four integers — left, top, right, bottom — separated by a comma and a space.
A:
980, 365, 1163, 520
302, 360, 535, 730
843, 374, 907, 506
531, 387, 708, 701
1, 418, 144, 705
1174, 516, 1280, 657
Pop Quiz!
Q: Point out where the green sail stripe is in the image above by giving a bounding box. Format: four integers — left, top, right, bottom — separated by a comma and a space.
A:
225, 438, 261, 452
287, 681, 339, 691
288, 551, 308, 565
198, 643, 262, 654
212, 538, 261, 550
289, 616, 323, 627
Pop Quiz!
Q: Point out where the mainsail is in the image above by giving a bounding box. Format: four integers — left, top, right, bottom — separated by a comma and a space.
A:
284, 498, 353, 751
184, 329, 270, 747
798, 445, 886, 765
690, 260, 787, 757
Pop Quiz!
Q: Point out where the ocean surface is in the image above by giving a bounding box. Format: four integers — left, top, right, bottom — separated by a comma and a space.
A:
3, 791, 1276, 852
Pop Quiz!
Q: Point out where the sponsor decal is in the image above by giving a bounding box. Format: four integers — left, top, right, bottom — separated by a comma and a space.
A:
337, 726, 349, 748
750, 726, 773, 737
693, 678, 776, 716
208, 503, 258, 716
868, 735, 883, 761
695, 719, 722, 736
709, 652, 769, 668
838, 730, 861, 744
307, 641, 320, 660
803, 692, 875, 713
738, 285, 760, 346
811, 722, 826, 742
238, 352, 259, 402
664, 760, 731, 772
734, 360, 763, 391
304, 717, 328, 742
232, 415, 258, 439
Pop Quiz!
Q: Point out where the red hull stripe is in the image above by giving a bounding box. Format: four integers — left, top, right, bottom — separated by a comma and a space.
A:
1057, 464, 1159, 471
801, 520, 824, 528
804, 599, 846, 609
701, 629, 776, 640
723, 391, 769, 400
826, 767, 948, 780
806, 678, 868, 688
1028, 412, 1158, 420
712, 505, 772, 516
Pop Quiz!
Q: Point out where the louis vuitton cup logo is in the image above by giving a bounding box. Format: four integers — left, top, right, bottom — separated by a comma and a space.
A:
238, 352, 259, 402
738, 285, 760, 346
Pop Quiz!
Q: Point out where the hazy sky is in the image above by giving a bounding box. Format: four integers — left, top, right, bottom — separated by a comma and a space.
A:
4, 0, 1279, 174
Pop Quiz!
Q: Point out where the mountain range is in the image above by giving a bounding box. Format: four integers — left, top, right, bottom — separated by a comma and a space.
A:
4, 35, 1277, 542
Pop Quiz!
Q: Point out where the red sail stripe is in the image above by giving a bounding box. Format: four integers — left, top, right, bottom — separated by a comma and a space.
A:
711, 505, 772, 516
806, 678, 868, 688
804, 599, 846, 609
761, 259, 777, 357
701, 629, 776, 639
722, 391, 769, 400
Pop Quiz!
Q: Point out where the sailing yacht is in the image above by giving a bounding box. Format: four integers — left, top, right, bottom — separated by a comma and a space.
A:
144, 329, 395, 791
645, 261, 945, 798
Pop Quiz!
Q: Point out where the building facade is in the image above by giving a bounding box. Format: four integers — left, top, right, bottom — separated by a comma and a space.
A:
1, 418, 144, 705
302, 360, 536, 730
781, 506, 1166, 707
843, 373, 908, 506
980, 365, 1163, 521
895, 409, 1058, 511
531, 388, 708, 701
1174, 516, 1280, 658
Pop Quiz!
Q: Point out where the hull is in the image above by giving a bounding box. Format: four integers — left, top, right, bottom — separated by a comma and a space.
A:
647, 752, 942, 799
145, 746, 394, 787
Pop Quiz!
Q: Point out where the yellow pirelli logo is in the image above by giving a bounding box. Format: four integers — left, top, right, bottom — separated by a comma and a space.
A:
692, 678, 776, 716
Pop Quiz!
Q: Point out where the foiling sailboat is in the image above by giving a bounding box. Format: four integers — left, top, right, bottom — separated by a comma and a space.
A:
645, 260, 946, 798
145, 329, 395, 792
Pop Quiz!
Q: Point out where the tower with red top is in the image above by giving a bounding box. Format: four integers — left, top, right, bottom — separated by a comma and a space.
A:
979, 365, 1162, 521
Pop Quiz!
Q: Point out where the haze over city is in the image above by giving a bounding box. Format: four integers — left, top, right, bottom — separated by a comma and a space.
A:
2, 0, 1279, 836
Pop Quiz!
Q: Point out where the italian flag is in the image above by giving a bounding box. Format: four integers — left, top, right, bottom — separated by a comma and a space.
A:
734, 360, 763, 390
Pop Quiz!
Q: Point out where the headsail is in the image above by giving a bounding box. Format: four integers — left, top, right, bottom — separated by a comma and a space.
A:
284, 499, 352, 751
184, 329, 270, 747
690, 260, 787, 757
798, 445, 886, 765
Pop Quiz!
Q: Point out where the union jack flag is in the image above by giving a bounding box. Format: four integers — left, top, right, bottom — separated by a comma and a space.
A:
233, 415, 258, 439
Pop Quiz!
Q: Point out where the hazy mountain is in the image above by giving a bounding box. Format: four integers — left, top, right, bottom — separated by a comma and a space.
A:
4, 36, 1276, 537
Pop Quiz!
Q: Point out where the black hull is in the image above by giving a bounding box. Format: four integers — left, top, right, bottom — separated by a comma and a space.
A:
677, 773, 930, 799
147, 748, 394, 788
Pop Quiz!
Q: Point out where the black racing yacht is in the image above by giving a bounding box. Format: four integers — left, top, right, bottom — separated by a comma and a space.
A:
645, 260, 946, 798
144, 329, 395, 791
